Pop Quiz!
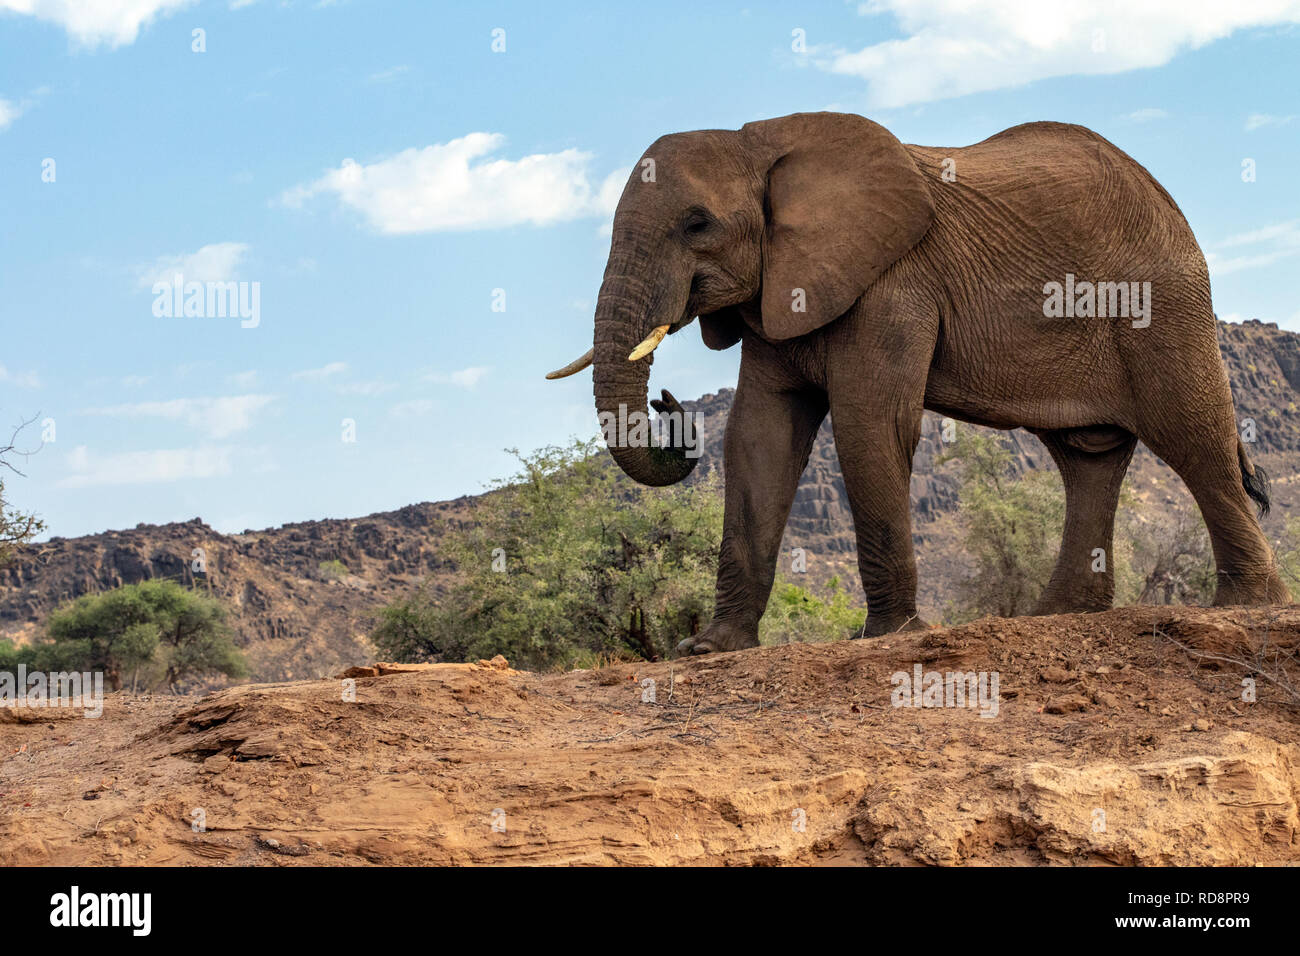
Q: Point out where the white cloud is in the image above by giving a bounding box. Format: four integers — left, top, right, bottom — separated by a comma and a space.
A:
60, 444, 232, 487
292, 361, 347, 381
121, 374, 150, 387
137, 241, 249, 290
0, 0, 195, 50
817, 1, 1300, 108
81, 394, 275, 439
335, 380, 397, 396
281, 133, 622, 233
1206, 219, 1300, 276
0, 364, 41, 388
367, 65, 408, 83
424, 366, 490, 388
1123, 107, 1168, 122
228, 370, 258, 388
389, 399, 436, 418
1245, 112, 1297, 130
0, 97, 23, 130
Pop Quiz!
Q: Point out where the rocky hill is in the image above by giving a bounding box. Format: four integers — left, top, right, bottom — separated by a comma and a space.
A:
2, 320, 1298, 681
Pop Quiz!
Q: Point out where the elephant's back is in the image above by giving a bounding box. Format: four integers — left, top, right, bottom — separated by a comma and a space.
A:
905, 122, 1208, 287
907, 122, 1219, 432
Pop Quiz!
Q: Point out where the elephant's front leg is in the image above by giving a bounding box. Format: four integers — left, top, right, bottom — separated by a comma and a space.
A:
830, 395, 928, 636
677, 355, 828, 655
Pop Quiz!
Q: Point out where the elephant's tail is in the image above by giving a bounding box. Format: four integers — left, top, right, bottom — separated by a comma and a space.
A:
1238, 438, 1271, 518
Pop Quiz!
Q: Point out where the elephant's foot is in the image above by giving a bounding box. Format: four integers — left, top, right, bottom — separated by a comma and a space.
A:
860, 610, 929, 638
1032, 588, 1114, 616
676, 621, 760, 656
1212, 569, 1291, 606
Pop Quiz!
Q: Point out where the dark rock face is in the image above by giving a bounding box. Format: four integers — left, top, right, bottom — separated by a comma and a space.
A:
0, 506, 461, 682
2, 321, 1296, 678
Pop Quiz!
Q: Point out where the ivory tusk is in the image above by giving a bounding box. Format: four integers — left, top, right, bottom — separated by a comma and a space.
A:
545, 347, 594, 380
627, 325, 671, 362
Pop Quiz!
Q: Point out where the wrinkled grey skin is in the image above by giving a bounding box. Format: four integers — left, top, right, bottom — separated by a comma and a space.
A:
566, 111, 1288, 655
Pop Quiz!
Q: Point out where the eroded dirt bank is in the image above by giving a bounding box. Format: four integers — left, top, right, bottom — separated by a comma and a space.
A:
3, 605, 1299, 866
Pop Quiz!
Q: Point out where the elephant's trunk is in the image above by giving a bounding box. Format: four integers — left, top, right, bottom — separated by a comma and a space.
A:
592, 263, 698, 488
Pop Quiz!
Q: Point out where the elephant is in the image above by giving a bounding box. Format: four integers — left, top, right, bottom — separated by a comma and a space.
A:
546, 111, 1290, 655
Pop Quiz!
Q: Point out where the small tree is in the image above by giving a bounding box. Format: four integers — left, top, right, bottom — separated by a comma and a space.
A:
1119, 501, 1216, 606
373, 440, 873, 669
939, 430, 1065, 619
373, 440, 724, 670
0, 416, 46, 567
37, 579, 246, 691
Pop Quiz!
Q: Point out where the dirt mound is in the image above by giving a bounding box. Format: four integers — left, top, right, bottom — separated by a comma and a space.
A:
3, 606, 1299, 866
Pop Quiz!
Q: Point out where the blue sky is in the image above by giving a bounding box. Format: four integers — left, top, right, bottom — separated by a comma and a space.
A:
1, 0, 1298, 539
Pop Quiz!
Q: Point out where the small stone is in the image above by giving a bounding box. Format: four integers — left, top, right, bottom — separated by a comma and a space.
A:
202, 753, 229, 773
1192, 718, 1213, 732
1041, 666, 1072, 683
336, 666, 379, 679
1044, 693, 1089, 714
1092, 690, 1120, 709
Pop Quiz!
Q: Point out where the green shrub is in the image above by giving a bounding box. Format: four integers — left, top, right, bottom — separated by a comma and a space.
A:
760, 576, 866, 645
32, 579, 247, 692
372, 440, 872, 670
372, 440, 723, 670
318, 559, 349, 581
939, 431, 1065, 620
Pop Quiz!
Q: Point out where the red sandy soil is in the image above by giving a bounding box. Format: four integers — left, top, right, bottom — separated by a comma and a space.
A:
3, 605, 1299, 866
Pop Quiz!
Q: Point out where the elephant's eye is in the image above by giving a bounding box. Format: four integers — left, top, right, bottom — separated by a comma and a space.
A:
682, 210, 714, 238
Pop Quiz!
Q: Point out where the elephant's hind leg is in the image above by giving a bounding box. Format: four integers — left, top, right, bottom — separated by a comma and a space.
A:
1135, 391, 1289, 606
1033, 426, 1137, 615
1138, 426, 1289, 606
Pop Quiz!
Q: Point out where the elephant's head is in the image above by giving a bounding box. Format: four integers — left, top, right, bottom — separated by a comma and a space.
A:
547, 111, 935, 486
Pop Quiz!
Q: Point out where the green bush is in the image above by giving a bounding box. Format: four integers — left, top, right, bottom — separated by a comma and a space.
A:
0, 637, 31, 670
760, 576, 866, 645
372, 440, 723, 670
372, 440, 867, 670
318, 559, 348, 581
939, 431, 1065, 620
1118, 502, 1215, 606
30, 579, 247, 692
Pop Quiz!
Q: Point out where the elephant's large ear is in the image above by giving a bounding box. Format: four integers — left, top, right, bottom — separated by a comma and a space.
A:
698, 307, 745, 350
746, 113, 934, 340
